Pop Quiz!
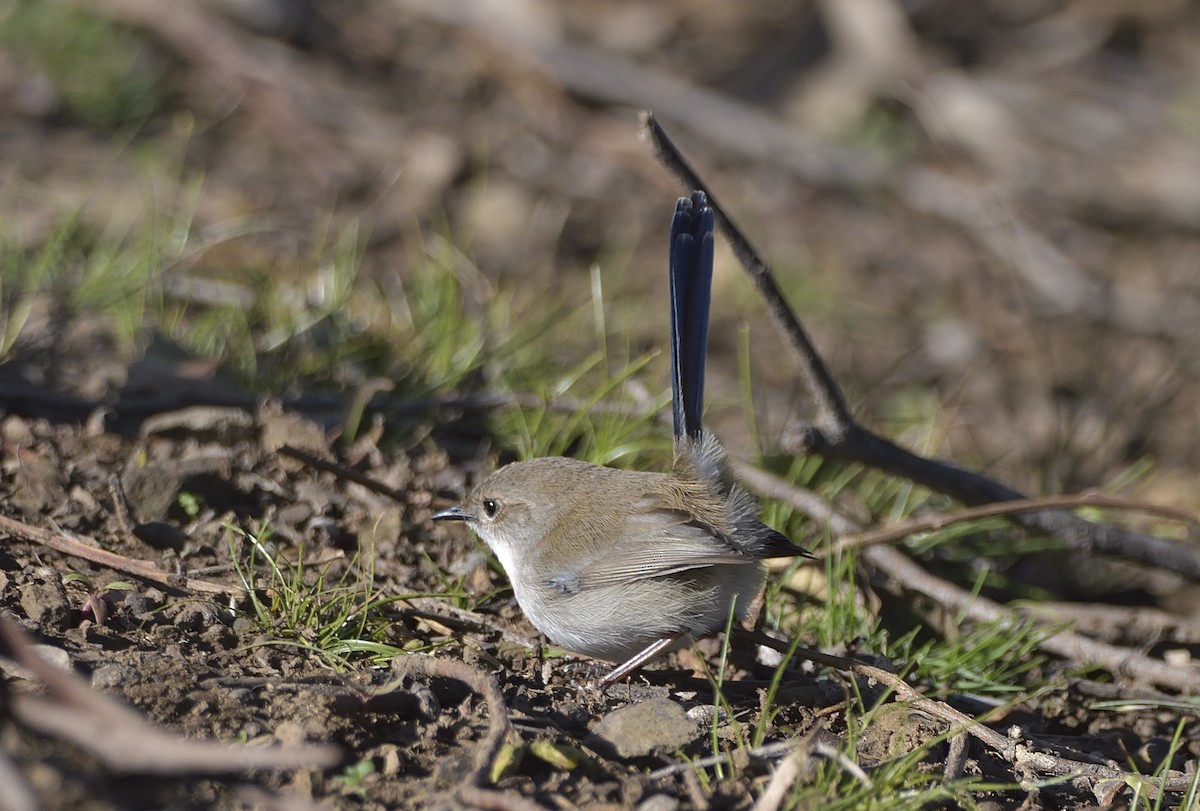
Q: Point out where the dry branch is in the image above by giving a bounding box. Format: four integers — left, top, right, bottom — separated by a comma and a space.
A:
827, 492, 1200, 555
643, 112, 1200, 582
736, 626, 1198, 795
737, 462, 1200, 692
0, 612, 339, 774
0, 513, 239, 596
373, 654, 549, 811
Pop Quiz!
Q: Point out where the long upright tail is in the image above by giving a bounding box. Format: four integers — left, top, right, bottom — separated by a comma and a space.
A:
669, 191, 715, 443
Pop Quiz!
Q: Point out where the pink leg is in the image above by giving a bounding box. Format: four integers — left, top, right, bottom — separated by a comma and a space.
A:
595, 632, 686, 688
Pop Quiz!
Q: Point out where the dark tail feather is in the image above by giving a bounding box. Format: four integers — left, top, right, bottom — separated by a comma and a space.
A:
669, 191, 715, 442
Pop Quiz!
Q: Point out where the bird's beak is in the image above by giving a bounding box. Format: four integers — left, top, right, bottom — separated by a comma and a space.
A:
432, 505, 473, 522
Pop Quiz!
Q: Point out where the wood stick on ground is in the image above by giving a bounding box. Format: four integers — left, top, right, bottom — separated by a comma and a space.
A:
376, 654, 549, 811
643, 111, 1200, 582
826, 491, 1200, 555
0, 514, 238, 596
737, 627, 1197, 795
0, 612, 340, 774
737, 462, 1200, 693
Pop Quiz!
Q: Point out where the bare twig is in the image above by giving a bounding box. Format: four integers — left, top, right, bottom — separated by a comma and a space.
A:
737, 464, 1200, 693
866, 543, 1200, 693
943, 733, 969, 782
1026, 602, 1200, 646
642, 112, 854, 441
813, 741, 872, 786
457, 786, 550, 811
826, 491, 1200, 555
645, 112, 1200, 581
0, 612, 339, 773
648, 739, 799, 781
373, 654, 545, 808
279, 444, 410, 503
0, 514, 239, 596
738, 627, 1197, 793
750, 745, 812, 811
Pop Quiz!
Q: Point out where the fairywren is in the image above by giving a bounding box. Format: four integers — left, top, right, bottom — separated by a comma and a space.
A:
434, 192, 808, 684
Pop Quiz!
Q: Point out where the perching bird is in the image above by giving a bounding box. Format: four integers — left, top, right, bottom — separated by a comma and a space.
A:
434, 191, 808, 684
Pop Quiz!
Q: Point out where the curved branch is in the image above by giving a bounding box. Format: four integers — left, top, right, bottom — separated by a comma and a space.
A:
645, 113, 1200, 581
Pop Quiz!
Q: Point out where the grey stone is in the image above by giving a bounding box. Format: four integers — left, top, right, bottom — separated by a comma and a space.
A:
586, 698, 698, 759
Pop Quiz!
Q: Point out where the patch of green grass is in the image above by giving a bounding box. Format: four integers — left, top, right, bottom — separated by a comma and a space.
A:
1126, 719, 1200, 810
228, 524, 452, 669
492, 347, 666, 464
0, 0, 168, 128
898, 615, 1057, 698
1, 175, 200, 361
334, 758, 376, 796
755, 394, 1063, 694
782, 745, 982, 811
489, 266, 671, 468
0, 216, 59, 356
0, 172, 586, 446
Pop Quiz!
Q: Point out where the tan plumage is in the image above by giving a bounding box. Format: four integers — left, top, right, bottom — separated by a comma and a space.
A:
438, 433, 804, 663
433, 190, 808, 679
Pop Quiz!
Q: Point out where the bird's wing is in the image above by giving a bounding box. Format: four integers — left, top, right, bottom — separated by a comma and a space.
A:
545, 502, 756, 594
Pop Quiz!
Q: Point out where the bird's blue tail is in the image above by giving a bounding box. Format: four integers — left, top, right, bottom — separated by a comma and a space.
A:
669, 191, 715, 443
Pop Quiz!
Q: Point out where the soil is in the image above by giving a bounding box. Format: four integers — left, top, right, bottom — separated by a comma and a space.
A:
2, 2, 1200, 809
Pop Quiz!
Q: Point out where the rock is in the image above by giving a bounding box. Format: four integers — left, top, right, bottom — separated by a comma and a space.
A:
636, 795, 680, 811
0, 643, 71, 681
586, 698, 698, 760
19, 580, 72, 630
11, 453, 67, 514
92, 663, 137, 689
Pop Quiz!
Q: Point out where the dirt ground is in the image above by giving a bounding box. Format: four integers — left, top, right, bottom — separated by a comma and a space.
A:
2, 1, 1200, 809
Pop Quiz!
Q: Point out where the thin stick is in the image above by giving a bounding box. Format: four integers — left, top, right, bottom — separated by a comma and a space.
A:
642, 112, 853, 439
828, 491, 1200, 554
643, 112, 1200, 580
738, 627, 1196, 793
0, 613, 339, 773
736, 466, 1200, 693
0, 514, 237, 596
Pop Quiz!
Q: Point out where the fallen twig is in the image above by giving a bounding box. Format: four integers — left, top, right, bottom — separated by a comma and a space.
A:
868, 543, 1200, 693
737, 627, 1197, 795
942, 733, 969, 782
749, 745, 812, 811
280, 443, 410, 503
0, 513, 238, 596
1027, 602, 1200, 646
372, 654, 548, 810
824, 491, 1200, 555
738, 463, 1200, 693
643, 112, 1200, 581
0, 612, 340, 774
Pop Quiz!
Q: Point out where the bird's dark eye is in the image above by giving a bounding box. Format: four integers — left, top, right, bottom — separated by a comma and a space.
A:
482, 499, 500, 519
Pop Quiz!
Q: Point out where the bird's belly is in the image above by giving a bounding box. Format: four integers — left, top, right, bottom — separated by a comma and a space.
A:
514, 563, 766, 662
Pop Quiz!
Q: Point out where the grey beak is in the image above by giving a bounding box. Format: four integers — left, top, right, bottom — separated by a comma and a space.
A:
432, 505, 473, 522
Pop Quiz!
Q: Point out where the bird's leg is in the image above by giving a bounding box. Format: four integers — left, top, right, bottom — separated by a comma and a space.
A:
594, 632, 686, 688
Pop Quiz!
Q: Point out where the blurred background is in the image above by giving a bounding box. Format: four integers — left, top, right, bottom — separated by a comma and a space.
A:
2, 0, 1199, 502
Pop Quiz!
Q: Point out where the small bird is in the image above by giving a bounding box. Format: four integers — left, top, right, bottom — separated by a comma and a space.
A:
434, 192, 808, 684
